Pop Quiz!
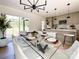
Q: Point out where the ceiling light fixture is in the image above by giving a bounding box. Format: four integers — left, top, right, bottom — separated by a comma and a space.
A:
67, 3, 70, 18
20, 0, 47, 12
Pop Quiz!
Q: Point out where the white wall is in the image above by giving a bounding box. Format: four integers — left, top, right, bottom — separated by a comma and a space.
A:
56, 12, 79, 25
27, 13, 45, 31
0, 5, 45, 31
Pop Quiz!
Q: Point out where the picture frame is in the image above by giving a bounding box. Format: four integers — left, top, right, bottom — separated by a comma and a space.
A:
59, 20, 67, 24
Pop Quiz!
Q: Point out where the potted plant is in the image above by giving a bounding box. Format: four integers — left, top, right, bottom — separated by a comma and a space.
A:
31, 31, 38, 37
0, 13, 11, 47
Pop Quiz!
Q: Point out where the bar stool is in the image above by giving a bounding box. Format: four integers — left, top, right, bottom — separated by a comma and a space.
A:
63, 34, 75, 47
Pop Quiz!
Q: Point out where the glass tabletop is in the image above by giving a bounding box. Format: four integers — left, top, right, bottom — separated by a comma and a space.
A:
20, 32, 61, 59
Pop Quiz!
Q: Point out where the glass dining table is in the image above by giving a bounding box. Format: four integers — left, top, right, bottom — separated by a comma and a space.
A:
20, 31, 62, 59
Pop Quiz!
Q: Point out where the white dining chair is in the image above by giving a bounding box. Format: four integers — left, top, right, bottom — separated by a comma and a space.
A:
50, 40, 79, 59
62, 40, 79, 58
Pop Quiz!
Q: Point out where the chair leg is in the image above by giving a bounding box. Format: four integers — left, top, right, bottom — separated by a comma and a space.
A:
72, 36, 75, 44
63, 36, 66, 47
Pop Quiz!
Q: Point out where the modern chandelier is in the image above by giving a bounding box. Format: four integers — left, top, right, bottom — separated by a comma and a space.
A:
20, 0, 47, 12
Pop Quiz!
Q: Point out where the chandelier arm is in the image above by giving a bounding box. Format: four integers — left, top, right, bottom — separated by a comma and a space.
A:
36, 4, 46, 7
20, 0, 31, 6
37, 7, 45, 10
24, 6, 31, 10
24, 7, 31, 10
36, 9, 39, 12
20, 3, 31, 6
31, 9, 33, 12
28, 0, 33, 5
35, 0, 39, 5
45, 0, 47, 5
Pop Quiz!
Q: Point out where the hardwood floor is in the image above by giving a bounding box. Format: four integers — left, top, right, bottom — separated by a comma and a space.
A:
0, 42, 15, 59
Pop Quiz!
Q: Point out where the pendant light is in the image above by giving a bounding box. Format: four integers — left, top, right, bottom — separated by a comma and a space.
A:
54, 8, 57, 20
67, 3, 70, 18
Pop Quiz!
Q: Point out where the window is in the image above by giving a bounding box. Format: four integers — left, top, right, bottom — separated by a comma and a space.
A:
6, 15, 29, 36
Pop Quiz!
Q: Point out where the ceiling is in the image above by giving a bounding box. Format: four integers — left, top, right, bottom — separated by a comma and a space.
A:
0, 0, 79, 17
